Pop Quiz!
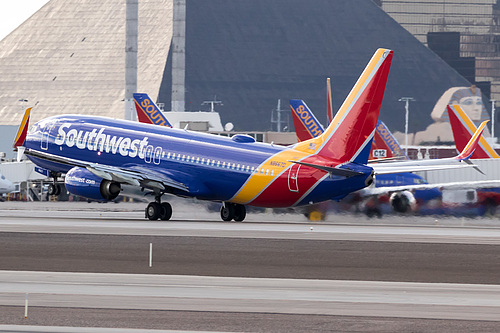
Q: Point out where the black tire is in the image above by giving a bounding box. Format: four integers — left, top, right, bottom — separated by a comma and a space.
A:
48, 184, 60, 196
220, 204, 235, 221
233, 204, 246, 222
160, 202, 172, 221
146, 202, 162, 220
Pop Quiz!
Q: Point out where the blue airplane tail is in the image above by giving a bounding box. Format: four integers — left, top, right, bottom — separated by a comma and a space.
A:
289, 99, 325, 142
133, 93, 172, 127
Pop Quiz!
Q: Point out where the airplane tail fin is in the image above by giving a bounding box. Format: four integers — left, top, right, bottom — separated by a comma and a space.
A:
371, 120, 408, 160
447, 104, 499, 159
297, 49, 393, 165
289, 99, 325, 142
13, 107, 32, 162
133, 93, 172, 127
326, 77, 333, 124
13, 107, 31, 148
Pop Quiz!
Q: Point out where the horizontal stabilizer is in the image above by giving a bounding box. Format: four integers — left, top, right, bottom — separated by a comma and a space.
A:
288, 160, 363, 177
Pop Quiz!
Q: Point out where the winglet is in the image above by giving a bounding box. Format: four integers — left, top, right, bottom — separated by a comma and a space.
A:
455, 120, 489, 161
133, 93, 172, 127
13, 107, 32, 148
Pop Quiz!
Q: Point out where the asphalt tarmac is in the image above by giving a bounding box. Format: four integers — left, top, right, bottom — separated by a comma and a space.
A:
1, 201, 500, 332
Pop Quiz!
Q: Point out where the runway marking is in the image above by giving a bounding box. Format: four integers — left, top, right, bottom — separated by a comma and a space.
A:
0, 271, 499, 321
1, 213, 500, 244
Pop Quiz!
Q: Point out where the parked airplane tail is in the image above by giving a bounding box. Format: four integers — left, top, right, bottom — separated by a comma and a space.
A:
289, 99, 325, 142
13, 107, 32, 148
326, 77, 333, 124
296, 48, 393, 164
447, 104, 499, 159
133, 93, 172, 127
371, 120, 408, 160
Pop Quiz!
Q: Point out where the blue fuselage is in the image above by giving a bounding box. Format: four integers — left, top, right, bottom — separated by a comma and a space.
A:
25, 115, 373, 207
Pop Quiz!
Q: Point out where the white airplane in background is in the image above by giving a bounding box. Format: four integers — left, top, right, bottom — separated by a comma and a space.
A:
0, 172, 15, 195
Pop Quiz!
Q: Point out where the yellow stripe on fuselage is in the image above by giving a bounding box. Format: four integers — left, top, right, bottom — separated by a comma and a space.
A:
230, 148, 310, 204
231, 49, 390, 204
450, 104, 499, 158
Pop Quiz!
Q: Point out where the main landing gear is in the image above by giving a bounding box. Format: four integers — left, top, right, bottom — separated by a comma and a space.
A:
145, 194, 172, 221
220, 202, 246, 222
47, 172, 61, 196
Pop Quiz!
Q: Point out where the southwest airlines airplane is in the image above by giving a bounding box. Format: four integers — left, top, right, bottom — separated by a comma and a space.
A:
289, 80, 496, 214
13, 49, 484, 221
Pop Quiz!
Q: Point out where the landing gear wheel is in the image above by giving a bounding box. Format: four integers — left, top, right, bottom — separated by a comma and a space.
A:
220, 204, 235, 221
160, 202, 172, 221
146, 202, 162, 220
48, 183, 61, 196
233, 204, 246, 222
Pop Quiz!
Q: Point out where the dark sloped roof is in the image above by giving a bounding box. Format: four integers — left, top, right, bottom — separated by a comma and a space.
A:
159, 0, 471, 133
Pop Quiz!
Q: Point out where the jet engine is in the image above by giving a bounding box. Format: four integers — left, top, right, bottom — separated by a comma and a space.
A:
65, 167, 121, 201
389, 190, 416, 213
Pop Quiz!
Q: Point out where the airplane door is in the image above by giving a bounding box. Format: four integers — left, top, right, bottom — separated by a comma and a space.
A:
144, 145, 154, 163
288, 164, 300, 192
41, 121, 52, 150
153, 147, 162, 165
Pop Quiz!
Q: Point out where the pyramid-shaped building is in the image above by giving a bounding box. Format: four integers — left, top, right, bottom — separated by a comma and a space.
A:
0, 0, 473, 135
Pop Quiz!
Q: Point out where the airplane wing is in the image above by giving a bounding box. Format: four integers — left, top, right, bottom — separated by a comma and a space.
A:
24, 148, 189, 192
359, 180, 500, 196
372, 163, 477, 175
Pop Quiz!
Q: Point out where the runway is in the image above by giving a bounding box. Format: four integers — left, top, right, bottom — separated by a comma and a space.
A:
2, 271, 500, 320
1, 201, 500, 332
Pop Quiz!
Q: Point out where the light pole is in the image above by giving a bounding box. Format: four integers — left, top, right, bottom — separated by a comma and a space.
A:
491, 99, 496, 141
398, 97, 415, 155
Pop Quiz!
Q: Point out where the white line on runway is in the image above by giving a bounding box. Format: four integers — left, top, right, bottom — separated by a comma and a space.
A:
0, 325, 204, 333
0, 270, 499, 321
1, 213, 500, 244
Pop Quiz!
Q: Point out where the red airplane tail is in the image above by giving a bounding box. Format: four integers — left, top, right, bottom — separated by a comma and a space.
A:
297, 49, 393, 165
447, 104, 499, 159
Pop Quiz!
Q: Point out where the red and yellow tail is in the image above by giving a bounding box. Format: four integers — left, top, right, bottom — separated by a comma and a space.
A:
13, 107, 32, 148
295, 48, 394, 164
448, 104, 499, 159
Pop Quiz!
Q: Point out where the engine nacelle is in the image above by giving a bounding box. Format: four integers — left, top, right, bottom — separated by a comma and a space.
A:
65, 167, 121, 201
389, 190, 416, 213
